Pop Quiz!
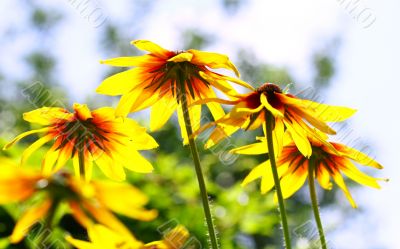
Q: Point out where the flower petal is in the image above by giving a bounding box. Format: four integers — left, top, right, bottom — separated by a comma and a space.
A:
73, 103, 93, 121
278, 163, 308, 199
23, 107, 72, 125
230, 141, 268, 155
21, 134, 54, 165
3, 127, 50, 150
96, 68, 142, 96
316, 165, 333, 190
150, 97, 177, 131
131, 40, 170, 58
189, 49, 240, 76
10, 199, 52, 243
260, 93, 284, 118
100, 55, 158, 67
168, 52, 193, 62
331, 171, 357, 208
339, 159, 382, 189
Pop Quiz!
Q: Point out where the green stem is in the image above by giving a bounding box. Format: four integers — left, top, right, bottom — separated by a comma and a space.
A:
78, 148, 85, 180
178, 75, 219, 249
265, 111, 292, 249
37, 200, 59, 249
308, 160, 328, 249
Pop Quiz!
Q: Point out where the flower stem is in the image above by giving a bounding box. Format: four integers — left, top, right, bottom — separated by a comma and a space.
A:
265, 111, 292, 249
78, 148, 85, 180
37, 200, 59, 248
178, 75, 219, 249
308, 160, 328, 249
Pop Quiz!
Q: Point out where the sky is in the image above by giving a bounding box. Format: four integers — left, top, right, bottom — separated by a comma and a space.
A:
1, 0, 399, 248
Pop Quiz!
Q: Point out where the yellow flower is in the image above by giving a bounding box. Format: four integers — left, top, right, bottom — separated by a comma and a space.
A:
232, 134, 386, 208
97, 40, 251, 143
0, 161, 157, 243
195, 82, 356, 157
66, 224, 190, 249
3, 103, 158, 181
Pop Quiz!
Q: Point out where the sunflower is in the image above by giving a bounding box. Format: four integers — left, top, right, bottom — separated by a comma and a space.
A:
194, 82, 356, 157
97, 40, 251, 143
232, 134, 386, 207
3, 103, 158, 181
66, 224, 189, 249
0, 160, 157, 243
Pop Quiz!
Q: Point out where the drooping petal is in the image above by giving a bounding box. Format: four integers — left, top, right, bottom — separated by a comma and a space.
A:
10, 198, 52, 243
3, 127, 50, 150
23, 107, 72, 125
100, 55, 159, 67
21, 134, 54, 165
93, 152, 126, 181
331, 171, 357, 208
73, 103, 93, 121
291, 106, 336, 135
94, 181, 158, 221
260, 93, 284, 118
333, 143, 383, 169
150, 96, 177, 131
284, 121, 312, 158
339, 159, 382, 189
230, 141, 268, 155
131, 40, 170, 58
279, 163, 308, 199
189, 49, 240, 76
120, 150, 154, 174
301, 100, 357, 122
316, 165, 333, 190
83, 202, 132, 236
96, 68, 142, 96
65, 236, 97, 249
168, 52, 193, 62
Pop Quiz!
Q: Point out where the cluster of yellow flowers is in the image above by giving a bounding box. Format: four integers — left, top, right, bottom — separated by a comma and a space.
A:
1, 40, 385, 248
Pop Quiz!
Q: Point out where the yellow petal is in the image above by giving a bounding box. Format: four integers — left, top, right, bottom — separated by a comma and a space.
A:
69, 201, 93, 229
189, 49, 240, 76
291, 107, 336, 135
331, 171, 357, 208
114, 89, 143, 117
94, 153, 126, 181
339, 159, 381, 189
131, 40, 170, 58
121, 150, 154, 173
272, 118, 285, 157
100, 55, 156, 67
301, 100, 357, 122
230, 141, 268, 155
83, 202, 132, 236
21, 134, 54, 165
150, 97, 177, 131
3, 128, 50, 150
41, 143, 60, 175
284, 121, 312, 158
73, 103, 93, 121
168, 52, 193, 62
96, 68, 141, 96
65, 235, 96, 249
10, 199, 52, 243
279, 165, 308, 199
23, 107, 72, 125
94, 181, 158, 221
260, 93, 284, 118
316, 165, 332, 190
336, 144, 383, 169
191, 97, 238, 106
